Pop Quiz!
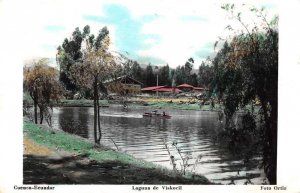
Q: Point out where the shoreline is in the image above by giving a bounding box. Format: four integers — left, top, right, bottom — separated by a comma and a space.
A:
54, 99, 224, 112
54, 99, 257, 114
23, 120, 213, 184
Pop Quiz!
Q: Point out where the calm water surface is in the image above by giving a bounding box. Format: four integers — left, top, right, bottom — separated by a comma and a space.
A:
51, 106, 265, 184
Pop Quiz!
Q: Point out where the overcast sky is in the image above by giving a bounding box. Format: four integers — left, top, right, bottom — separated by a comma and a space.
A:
2, 0, 277, 69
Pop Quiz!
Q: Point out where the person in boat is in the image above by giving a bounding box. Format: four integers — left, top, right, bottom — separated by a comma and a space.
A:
163, 111, 166, 116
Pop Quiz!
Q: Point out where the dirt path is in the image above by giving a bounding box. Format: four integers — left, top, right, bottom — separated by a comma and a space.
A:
23, 136, 211, 184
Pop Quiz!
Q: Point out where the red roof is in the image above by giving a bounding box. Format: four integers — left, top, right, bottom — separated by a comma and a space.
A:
176, 84, 194, 88
193, 87, 205, 90
154, 87, 182, 93
141, 86, 165, 91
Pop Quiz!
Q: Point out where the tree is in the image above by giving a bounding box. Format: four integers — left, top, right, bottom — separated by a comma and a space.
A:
198, 57, 214, 88
189, 73, 198, 87
131, 61, 143, 82
71, 27, 121, 144
210, 41, 231, 99
184, 57, 194, 84
23, 58, 62, 125
211, 4, 278, 184
143, 64, 156, 87
122, 59, 134, 77
174, 66, 184, 85
158, 65, 171, 86
56, 27, 85, 93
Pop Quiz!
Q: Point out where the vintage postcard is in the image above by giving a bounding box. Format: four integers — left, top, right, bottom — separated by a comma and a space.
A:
0, 0, 299, 193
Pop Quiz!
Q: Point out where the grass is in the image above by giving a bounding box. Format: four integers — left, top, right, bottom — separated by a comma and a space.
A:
57, 99, 223, 111
24, 121, 156, 169
146, 101, 223, 111
57, 99, 109, 107
23, 121, 211, 184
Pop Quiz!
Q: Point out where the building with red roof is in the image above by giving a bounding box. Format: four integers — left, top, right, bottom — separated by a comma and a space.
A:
193, 87, 207, 91
155, 87, 182, 93
176, 83, 194, 92
141, 83, 206, 95
141, 86, 182, 93
176, 83, 194, 88
141, 86, 166, 92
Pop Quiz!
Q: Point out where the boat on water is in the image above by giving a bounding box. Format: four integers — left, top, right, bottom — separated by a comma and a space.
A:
142, 111, 171, 119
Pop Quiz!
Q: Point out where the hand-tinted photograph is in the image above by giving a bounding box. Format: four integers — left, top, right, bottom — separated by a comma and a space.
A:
22, 1, 278, 185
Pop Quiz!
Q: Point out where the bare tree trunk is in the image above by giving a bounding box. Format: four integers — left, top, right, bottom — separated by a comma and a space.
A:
34, 99, 38, 124
97, 97, 101, 143
39, 107, 43, 124
95, 78, 101, 144
93, 78, 98, 144
33, 91, 38, 124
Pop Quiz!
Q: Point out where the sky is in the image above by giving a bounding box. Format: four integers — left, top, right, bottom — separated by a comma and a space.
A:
2, 0, 277, 69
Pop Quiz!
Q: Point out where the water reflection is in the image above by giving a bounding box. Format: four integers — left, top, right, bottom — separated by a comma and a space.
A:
57, 107, 89, 138
51, 106, 265, 184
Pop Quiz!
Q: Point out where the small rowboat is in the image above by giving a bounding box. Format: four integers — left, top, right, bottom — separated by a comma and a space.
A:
142, 112, 171, 119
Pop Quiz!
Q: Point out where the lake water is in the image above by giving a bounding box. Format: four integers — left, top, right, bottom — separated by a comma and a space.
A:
50, 106, 266, 184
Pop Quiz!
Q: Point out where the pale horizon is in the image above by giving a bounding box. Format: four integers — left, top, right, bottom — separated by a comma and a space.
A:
10, 0, 278, 69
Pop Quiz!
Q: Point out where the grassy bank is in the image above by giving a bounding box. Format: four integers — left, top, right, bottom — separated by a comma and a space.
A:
24, 121, 153, 167
146, 101, 220, 111
23, 121, 211, 184
56, 98, 218, 111
57, 99, 109, 107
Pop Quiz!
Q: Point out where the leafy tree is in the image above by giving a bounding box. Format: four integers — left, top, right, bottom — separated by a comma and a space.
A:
56, 27, 85, 93
184, 57, 194, 84
94, 26, 109, 50
169, 68, 177, 89
23, 59, 63, 125
198, 57, 214, 88
169, 58, 197, 86
71, 27, 121, 144
210, 41, 231, 99
122, 59, 134, 77
174, 66, 184, 85
131, 61, 143, 82
158, 64, 171, 86
189, 73, 198, 87
211, 4, 278, 184
143, 64, 156, 87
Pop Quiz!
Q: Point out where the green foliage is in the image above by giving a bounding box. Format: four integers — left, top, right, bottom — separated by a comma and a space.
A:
114, 58, 201, 88
158, 65, 171, 86
130, 61, 143, 83
23, 59, 63, 124
174, 66, 183, 85
23, 92, 33, 105
24, 121, 154, 168
147, 101, 217, 111
166, 58, 199, 87
211, 4, 278, 184
57, 25, 112, 94
184, 58, 194, 77
24, 120, 211, 184
143, 64, 156, 87
57, 99, 108, 107
57, 27, 86, 92
94, 26, 109, 50
189, 73, 198, 87
198, 57, 214, 88
24, 121, 93, 152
